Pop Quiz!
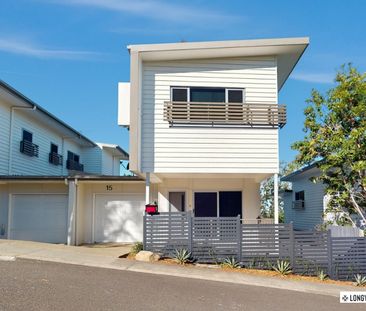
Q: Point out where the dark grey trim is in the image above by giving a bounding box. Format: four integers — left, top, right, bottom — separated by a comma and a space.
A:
281, 162, 319, 182
0, 80, 96, 147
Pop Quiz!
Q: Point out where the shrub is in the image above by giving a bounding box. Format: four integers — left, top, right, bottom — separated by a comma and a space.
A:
354, 274, 366, 287
317, 270, 328, 281
130, 242, 143, 255
173, 249, 191, 265
221, 257, 240, 269
273, 260, 292, 276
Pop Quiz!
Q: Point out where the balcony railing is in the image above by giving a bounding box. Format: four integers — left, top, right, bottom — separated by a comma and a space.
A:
66, 159, 84, 172
293, 200, 305, 209
20, 140, 39, 157
49, 152, 63, 166
164, 101, 287, 128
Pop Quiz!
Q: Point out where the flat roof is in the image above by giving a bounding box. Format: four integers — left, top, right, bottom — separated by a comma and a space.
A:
128, 37, 309, 90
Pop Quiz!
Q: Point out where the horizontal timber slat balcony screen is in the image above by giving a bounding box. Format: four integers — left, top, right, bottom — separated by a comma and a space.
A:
163, 101, 287, 128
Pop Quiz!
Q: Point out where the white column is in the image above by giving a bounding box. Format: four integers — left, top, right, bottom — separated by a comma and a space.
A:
67, 179, 77, 245
274, 173, 279, 224
145, 172, 150, 205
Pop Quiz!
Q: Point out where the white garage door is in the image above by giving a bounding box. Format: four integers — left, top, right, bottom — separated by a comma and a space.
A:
94, 194, 145, 243
10, 194, 68, 244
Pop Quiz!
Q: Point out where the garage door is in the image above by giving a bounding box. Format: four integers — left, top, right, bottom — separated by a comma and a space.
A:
10, 194, 68, 244
94, 194, 145, 243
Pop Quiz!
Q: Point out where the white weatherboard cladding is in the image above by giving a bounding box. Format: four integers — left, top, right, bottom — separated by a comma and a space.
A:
141, 57, 279, 173
0, 103, 10, 174
82, 147, 102, 174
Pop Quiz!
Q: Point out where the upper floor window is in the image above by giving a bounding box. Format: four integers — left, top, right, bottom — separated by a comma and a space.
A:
171, 87, 244, 103
20, 129, 39, 157
66, 151, 83, 171
22, 129, 33, 142
49, 143, 63, 166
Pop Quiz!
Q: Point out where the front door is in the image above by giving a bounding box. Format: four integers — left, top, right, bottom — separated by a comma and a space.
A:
194, 192, 217, 217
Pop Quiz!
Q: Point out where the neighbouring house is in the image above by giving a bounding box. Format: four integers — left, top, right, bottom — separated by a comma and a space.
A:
281, 163, 365, 234
0, 80, 146, 245
118, 37, 309, 223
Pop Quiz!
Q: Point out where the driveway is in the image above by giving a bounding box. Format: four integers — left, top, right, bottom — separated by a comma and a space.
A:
0, 259, 364, 311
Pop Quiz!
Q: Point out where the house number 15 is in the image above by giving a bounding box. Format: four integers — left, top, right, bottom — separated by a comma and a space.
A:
106, 185, 113, 191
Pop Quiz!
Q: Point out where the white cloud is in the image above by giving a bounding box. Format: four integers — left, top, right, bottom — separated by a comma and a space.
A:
291, 72, 334, 84
45, 0, 237, 24
0, 37, 103, 60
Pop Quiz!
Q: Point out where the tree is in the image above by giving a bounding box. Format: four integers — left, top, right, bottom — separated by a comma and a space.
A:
260, 162, 294, 222
292, 65, 366, 225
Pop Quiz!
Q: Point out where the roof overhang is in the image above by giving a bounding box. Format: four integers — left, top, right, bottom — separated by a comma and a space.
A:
281, 162, 320, 182
0, 175, 143, 182
128, 37, 309, 90
96, 143, 129, 160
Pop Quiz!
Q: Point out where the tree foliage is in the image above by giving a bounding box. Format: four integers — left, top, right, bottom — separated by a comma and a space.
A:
260, 162, 294, 222
292, 65, 366, 226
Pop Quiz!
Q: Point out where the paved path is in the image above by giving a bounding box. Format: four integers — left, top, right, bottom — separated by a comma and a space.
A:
0, 240, 362, 298
0, 259, 363, 311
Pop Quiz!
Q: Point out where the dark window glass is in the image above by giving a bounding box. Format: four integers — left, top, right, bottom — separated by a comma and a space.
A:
190, 87, 225, 103
172, 88, 188, 102
22, 130, 32, 142
194, 192, 217, 217
295, 191, 305, 201
67, 151, 80, 163
50, 143, 58, 154
219, 191, 242, 217
228, 90, 243, 103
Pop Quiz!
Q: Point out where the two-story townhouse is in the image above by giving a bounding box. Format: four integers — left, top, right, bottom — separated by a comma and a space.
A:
0, 80, 146, 245
119, 37, 309, 225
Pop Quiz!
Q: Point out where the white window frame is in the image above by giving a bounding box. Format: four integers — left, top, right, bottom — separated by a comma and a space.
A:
171, 87, 245, 103
171, 87, 189, 102
168, 190, 187, 212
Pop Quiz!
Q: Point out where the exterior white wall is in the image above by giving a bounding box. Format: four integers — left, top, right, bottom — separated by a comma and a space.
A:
0, 103, 10, 175
284, 172, 325, 230
153, 178, 261, 220
101, 151, 121, 175
141, 57, 279, 174
118, 82, 130, 127
0, 182, 68, 239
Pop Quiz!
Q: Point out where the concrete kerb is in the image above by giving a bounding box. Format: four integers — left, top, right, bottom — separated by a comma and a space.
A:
0, 240, 360, 298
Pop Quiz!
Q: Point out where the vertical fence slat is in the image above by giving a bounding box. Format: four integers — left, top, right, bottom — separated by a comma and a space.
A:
237, 215, 242, 262
188, 211, 193, 254
289, 222, 295, 268
143, 214, 146, 250
327, 229, 333, 278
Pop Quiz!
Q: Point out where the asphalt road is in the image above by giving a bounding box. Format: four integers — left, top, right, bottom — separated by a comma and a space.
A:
0, 259, 363, 311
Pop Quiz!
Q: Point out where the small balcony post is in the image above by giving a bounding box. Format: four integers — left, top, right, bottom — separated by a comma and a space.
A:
145, 172, 150, 205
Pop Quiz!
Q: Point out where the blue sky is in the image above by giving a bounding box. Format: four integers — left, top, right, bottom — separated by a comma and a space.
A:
1, 0, 365, 164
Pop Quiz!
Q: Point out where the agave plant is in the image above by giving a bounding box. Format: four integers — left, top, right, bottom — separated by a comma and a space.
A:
173, 248, 191, 265
317, 270, 328, 281
273, 260, 292, 276
354, 274, 366, 287
130, 242, 143, 255
221, 257, 240, 269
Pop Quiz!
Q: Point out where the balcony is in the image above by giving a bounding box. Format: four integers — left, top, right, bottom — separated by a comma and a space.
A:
20, 140, 39, 157
49, 152, 63, 166
66, 159, 84, 172
164, 101, 287, 128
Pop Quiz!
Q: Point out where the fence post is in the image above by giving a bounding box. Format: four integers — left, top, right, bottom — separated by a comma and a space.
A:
289, 222, 295, 268
188, 211, 193, 254
327, 229, 333, 278
237, 215, 242, 263
143, 214, 147, 250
